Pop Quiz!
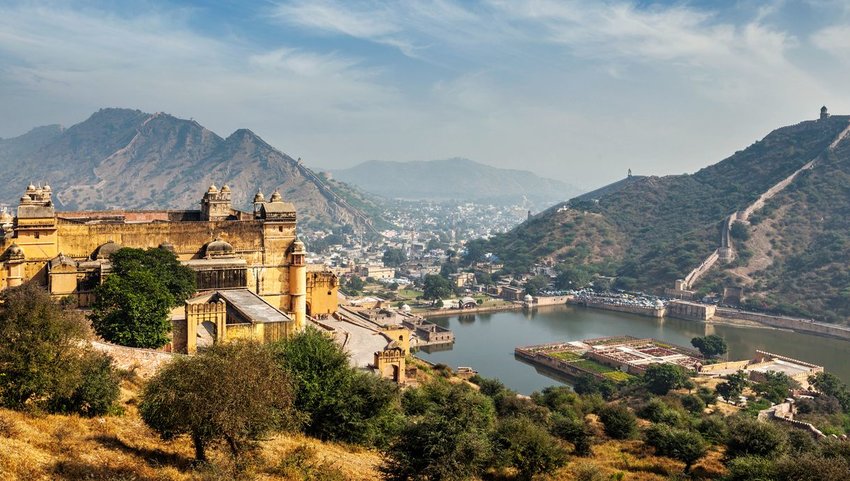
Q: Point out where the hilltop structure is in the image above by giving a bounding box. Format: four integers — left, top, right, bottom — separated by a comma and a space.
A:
0, 184, 338, 351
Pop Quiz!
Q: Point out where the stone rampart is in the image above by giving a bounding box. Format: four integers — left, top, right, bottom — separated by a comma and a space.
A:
582, 301, 665, 318
716, 308, 850, 341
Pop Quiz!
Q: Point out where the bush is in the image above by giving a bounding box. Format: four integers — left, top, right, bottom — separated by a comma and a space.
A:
775, 453, 850, 480
551, 413, 593, 456
680, 393, 706, 414
270, 327, 402, 447
725, 416, 787, 459
724, 455, 777, 481
573, 374, 617, 400
644, 424, 707, 473
493, 416, 567, 481
696, 415, 729, 444
382, 380, 495, 480
637, 398, 685, 427
140, 341, 296, 463
597, 403, 637, 440
642, 364, 689, 395
47, 349, 120, 417
0, 284, 92, 412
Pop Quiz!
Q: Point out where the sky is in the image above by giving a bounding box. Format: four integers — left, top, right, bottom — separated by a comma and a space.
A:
1, 1, 849, 190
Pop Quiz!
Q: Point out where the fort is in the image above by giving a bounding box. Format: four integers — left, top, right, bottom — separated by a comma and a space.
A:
0, 183, 339, 352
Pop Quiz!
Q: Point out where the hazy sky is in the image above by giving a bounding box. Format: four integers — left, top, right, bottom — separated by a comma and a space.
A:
1, 1, 849, 190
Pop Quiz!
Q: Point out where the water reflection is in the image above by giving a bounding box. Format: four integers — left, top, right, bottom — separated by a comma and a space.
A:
418, 304, 850, 394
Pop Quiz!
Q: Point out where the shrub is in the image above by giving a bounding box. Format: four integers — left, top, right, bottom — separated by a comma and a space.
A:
493, 416, 567, 481
696, 415, 729, 444
573, 374, 617, 400
725, 416, 787, 459
551, 413, 593, 456
270, 327, 402, 447
644, 423, 707, 473
637, 398, 685, 427
0, 284, 88, 411
680, 393, 706, 414
775, 453, 850, 480
382, 380, 495, 481
724, 455, 777, 481
47, 349, 120, 417
140, 341, 296, 464
642, 363, 689, 395
597, 403, 637, 440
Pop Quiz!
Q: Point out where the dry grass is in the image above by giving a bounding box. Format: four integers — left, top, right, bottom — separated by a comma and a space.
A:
0, 382, 382, 481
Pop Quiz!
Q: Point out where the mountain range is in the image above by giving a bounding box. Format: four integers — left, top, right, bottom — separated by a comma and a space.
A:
330, 158, 580, 206
0, 108, 374, 230
482, 112, 850, 323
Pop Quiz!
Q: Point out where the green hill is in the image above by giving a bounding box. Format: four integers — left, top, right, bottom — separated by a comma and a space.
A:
483, 114, 850, 322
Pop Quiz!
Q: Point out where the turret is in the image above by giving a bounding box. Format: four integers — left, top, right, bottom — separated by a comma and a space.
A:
820, 106, 829, 121
200, 183, 232, 221
289, 238, 307, 331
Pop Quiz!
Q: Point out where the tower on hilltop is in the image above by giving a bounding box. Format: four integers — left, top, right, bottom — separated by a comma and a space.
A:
820, 106, 829, 121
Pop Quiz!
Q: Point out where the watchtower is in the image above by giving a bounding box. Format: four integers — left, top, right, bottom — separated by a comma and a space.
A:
820, 106, 829, 121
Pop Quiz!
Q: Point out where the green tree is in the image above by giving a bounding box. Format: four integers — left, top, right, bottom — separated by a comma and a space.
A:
724, 455, 777, 481
90, 248, 195, 348
422, 274, 453, 300
47, 349, 120, 417
140, 341, 296, 464
524, 275, 551, 295
642, 363, 689, 395
808, 372, 850, 412
554, 265, 591, 290
382, 248, 407, 267
0, 284, 88, 410
573, 374, 617, 400
344, 276, 365, 294
725, 415, 787, 459
270, 327, 402, 447
493, 416, 567, 481
753, 371, 798, 403
691, 334, 728, 358
383, 380, 495, 480
716, 371, 748, 404
597, 403, 637, 440
645, 424, 707, 473
551, 413, 593, 456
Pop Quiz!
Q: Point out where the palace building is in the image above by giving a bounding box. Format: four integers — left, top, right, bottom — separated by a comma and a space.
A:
0, 183, 338, 351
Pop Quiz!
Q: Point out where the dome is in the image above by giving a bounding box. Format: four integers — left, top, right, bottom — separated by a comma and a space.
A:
94, 241, 122, 260
205, 237, 234, 258
221, 184, 231, 193
6, 244, 24, 259
523, 294, 534, 302
43, 184, 51, 192
26, 183, 35, 192
291, 238, 306, 253
207, 184, 218, 193
269, 190, 282, 202
400, 304, 411, 313
20, 194, 31, 202
253, 191, 265, 203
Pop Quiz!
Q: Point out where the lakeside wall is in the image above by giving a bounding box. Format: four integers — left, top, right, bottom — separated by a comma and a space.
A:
716, 307, 850, 341
578, 300, 666, 318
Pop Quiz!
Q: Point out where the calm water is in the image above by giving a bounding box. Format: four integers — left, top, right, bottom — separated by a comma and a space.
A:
417, 305, 850, 394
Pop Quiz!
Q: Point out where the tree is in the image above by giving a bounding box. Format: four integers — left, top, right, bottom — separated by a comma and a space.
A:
725, 416, 787, 459
551, 413, 593, 456
573, 374, 617, 400
716, 370, 748, 404
524, 275, 550, 295
808, 372, 850, 412
382, 248, 407, 267
753, 371, 798, 403
730, 221, 751, 241
140, 341, 296, 464
493, 416, 567, 481
47, 349, 120, 417
645, 424, 707, 473
383, 380, 495, 480
0, 284, 87, 410
691, 334, 728, 358
344, 276, 365, 294
462, 239, 487, 266
90, 248, 196, 348
597, 403, 636, 439
554, 266, 591, 290
422, 274, 453, 300
642, 363, 689, 395
270, 327, 402, 447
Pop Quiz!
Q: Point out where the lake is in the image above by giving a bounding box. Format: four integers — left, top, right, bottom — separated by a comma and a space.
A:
417, 304, 850, 394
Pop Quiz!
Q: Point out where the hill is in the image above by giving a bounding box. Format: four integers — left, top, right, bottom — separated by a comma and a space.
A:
0, 109, 379, 231
483, 113, 850, 322
331, 158, 581, 206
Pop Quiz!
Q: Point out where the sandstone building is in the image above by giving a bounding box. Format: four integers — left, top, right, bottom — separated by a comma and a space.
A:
0, 184, 338, 350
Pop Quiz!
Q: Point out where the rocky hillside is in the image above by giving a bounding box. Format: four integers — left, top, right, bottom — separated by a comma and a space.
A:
0, 108, 377, 231
484, 113, 850, 322
331, 158, 581, 206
